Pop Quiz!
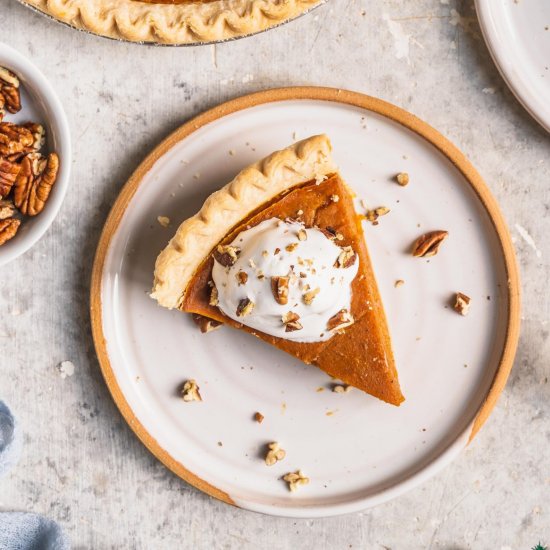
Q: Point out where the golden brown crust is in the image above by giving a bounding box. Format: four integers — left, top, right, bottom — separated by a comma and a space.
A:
151, 135, 336, 309
23, 0, 323, 44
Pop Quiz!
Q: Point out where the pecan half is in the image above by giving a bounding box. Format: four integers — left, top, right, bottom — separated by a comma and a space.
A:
192, 313, 222, 333
327, 309, 354, 332
0, 67, 21, 115
14, 152, 59, 216
23, 123, 45, 151
0, 217, 20, 246
335, 246, 357, 268
412, 230, 448, 257
0, 122, 33, 157
213, 244, 240, 267
271, 276, 289, 305
453, 292, 471, 316
0, 158, 21, 198
236, 298, 254, 317
0, 200, 15, 220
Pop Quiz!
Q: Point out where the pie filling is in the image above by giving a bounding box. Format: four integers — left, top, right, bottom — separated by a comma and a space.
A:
211, 218, 359, 343
181, 173, 404, 405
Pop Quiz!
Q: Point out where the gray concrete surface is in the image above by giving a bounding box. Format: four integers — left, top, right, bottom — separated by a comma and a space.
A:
1, 0, 549, 548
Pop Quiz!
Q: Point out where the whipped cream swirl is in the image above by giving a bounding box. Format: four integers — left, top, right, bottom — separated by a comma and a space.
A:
211, 218, 359, 343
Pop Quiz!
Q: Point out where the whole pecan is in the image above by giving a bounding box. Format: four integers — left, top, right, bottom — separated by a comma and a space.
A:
14, 152, 59, 216
412, 230, 449, 257
0, 217, 20, 246
0, 122, 33, 157
0, 158, 21, 198
0, 67, 21, 115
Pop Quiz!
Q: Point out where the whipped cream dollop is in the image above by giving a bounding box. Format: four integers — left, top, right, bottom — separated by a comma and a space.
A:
211, 218, 359, 343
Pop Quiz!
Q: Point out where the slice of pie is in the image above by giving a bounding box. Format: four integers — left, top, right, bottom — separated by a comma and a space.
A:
152, 135, 404, 405
26, 0, 322, 45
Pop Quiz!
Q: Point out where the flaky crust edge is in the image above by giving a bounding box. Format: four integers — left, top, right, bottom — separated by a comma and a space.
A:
151, 134, 337, 309
23, 0, 323, 44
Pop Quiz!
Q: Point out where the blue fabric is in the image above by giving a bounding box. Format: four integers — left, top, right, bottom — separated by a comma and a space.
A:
0, 402, 70, 550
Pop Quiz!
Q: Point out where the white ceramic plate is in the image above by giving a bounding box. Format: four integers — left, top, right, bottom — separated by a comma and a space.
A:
92, 89, 519, 517
0, 42, 71, 265
476, 0, 550, 132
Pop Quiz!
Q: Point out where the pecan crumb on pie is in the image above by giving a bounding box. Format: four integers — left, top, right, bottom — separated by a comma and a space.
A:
335, 246, 357, 268
265, 442, 286, 466
254, 412, 264, 424
412, 230, 448, 257
271, 276, 290, 305
453, 292, 471, 316
236, 298, 254, 317
331, 194, 340, 202
283, 470, 309, 492
282, 311, 303, 332
327, 309, 354, 332
302, 287, 320, 305
236, 271, 249, 285
180, 379, 202, 402
214, 244, 241, 267
396, 172, 409, 186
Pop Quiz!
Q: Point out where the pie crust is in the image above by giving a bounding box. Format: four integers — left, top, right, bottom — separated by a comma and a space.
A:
23, 0, 323, 44
152, 135, 336, 309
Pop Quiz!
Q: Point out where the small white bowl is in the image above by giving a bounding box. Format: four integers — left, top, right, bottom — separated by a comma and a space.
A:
0, 42, 71, 265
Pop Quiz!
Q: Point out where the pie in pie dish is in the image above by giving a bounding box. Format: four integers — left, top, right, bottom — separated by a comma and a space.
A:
152, 135, 404, 405
24, 0, 323, 44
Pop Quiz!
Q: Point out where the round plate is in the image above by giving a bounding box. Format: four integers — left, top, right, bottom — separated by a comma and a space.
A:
476, 0, 550, 132
0, 42, 71, 265
91, 87, 520, 517
15, 0, 324, 47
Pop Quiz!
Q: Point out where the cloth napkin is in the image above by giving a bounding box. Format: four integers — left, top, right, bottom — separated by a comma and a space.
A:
0, 401, 70, 550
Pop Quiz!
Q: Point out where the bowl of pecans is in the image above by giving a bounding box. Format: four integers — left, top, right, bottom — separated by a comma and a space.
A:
0, 42, 70, 265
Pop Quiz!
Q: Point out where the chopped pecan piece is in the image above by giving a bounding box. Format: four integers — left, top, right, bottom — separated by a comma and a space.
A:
236, 271, 248, 285
0, 122, 33, 157
213, 244, 240, 267
365, 206, 390, 225
453, 292, 471, 316
0, 67, 21, 115
327, 309, 354, 332
321, 226, 343, 241
271, 276, 290, 305
282, 311, 302, 332
0, 158, 21, 198
13, 152, 59, 216
265, 442, 286, 466
335, 246, 357, 268
412, 230, 448, 257
333, 384, 352, 393
396, 172, 409, 186
285, 243, 299, 252
0, 218, 20, 246
254, 412, 264, 424
297, 228, 307, 241
0, 200, 15, 220
180, 379, 202, 402
302, 287, 319, 305
236, 298, 254, 317
282, 470, 309, 492
209, 286, 219, 307
192, 313, 222, 333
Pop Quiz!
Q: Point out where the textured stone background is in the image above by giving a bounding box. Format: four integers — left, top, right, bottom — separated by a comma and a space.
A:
1, 0, 549, 548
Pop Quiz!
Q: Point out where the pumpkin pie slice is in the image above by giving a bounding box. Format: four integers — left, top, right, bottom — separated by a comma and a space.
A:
152, 135, 404, 405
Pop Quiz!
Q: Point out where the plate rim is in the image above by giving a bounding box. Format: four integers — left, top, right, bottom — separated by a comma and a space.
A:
90, 86, 521, 516
475, 0, 550, 133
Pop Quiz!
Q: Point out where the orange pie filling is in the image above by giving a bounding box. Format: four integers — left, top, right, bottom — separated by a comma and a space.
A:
182, 174, 404, 405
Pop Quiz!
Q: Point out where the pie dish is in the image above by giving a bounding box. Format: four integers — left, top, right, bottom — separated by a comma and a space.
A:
152, 135, 404, 405
21, 0, 323, 44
